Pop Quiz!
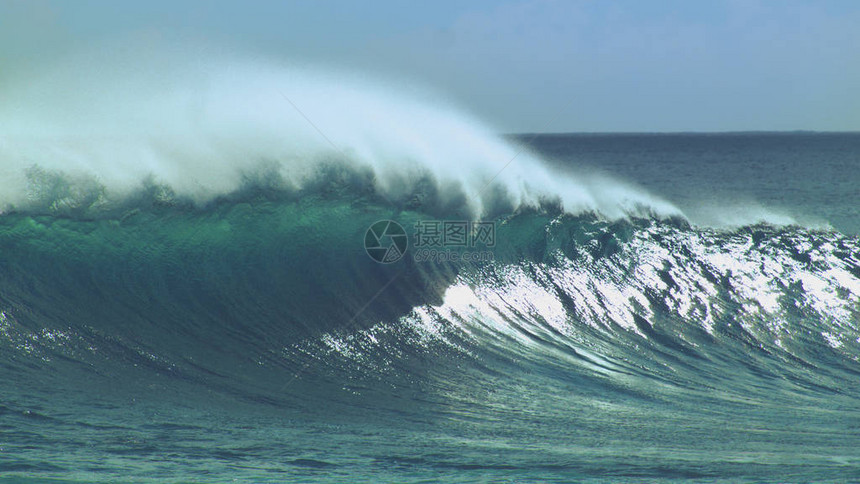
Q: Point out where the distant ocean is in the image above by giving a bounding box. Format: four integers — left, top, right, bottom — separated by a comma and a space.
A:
2, 78, 859, 484
524, 132, 860, 235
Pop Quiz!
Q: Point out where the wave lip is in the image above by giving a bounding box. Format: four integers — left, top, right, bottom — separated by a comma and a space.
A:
0, 50, 680, 221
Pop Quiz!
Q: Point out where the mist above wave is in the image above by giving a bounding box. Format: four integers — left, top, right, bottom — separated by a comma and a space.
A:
0, 46, 678, 219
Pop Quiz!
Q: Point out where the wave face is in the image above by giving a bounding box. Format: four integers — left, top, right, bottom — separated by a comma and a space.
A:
1, 191, 859, 482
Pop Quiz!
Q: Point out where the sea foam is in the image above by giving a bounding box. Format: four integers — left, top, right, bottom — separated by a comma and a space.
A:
0, 46, 679, 219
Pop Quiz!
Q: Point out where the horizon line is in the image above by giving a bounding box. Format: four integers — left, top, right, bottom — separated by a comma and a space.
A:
505, 130, 860, 136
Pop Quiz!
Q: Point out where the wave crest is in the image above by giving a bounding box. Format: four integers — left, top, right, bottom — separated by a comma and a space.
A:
0, 49, 679, 220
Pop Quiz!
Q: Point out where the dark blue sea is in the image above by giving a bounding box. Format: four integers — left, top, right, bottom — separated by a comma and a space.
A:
1, 132, 859, 483
527, 132, 860, 235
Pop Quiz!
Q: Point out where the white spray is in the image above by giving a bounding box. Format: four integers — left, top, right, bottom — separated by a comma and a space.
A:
0, 47, 680, 219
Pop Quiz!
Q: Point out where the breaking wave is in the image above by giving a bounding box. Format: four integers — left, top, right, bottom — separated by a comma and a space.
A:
0, 51, 677, 220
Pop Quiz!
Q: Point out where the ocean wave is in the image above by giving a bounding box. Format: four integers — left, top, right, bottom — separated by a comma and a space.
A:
1, 193, 857, 404
2, 47, 858, 414
0, 51, 678, 220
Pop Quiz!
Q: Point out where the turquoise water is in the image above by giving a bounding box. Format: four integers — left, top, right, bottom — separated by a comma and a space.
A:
1, 134, 859, 482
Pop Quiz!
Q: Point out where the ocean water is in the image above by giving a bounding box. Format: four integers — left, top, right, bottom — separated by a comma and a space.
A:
1, 62, 859, 482
1, 132, 858, 483
525, 132, 860, 235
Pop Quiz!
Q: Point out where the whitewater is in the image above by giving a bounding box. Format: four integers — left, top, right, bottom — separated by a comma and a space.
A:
1, 53, 859, 483
0, 52, 677, 220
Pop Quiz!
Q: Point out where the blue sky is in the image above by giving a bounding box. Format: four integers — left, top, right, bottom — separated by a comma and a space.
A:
2, 0, 858, 132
